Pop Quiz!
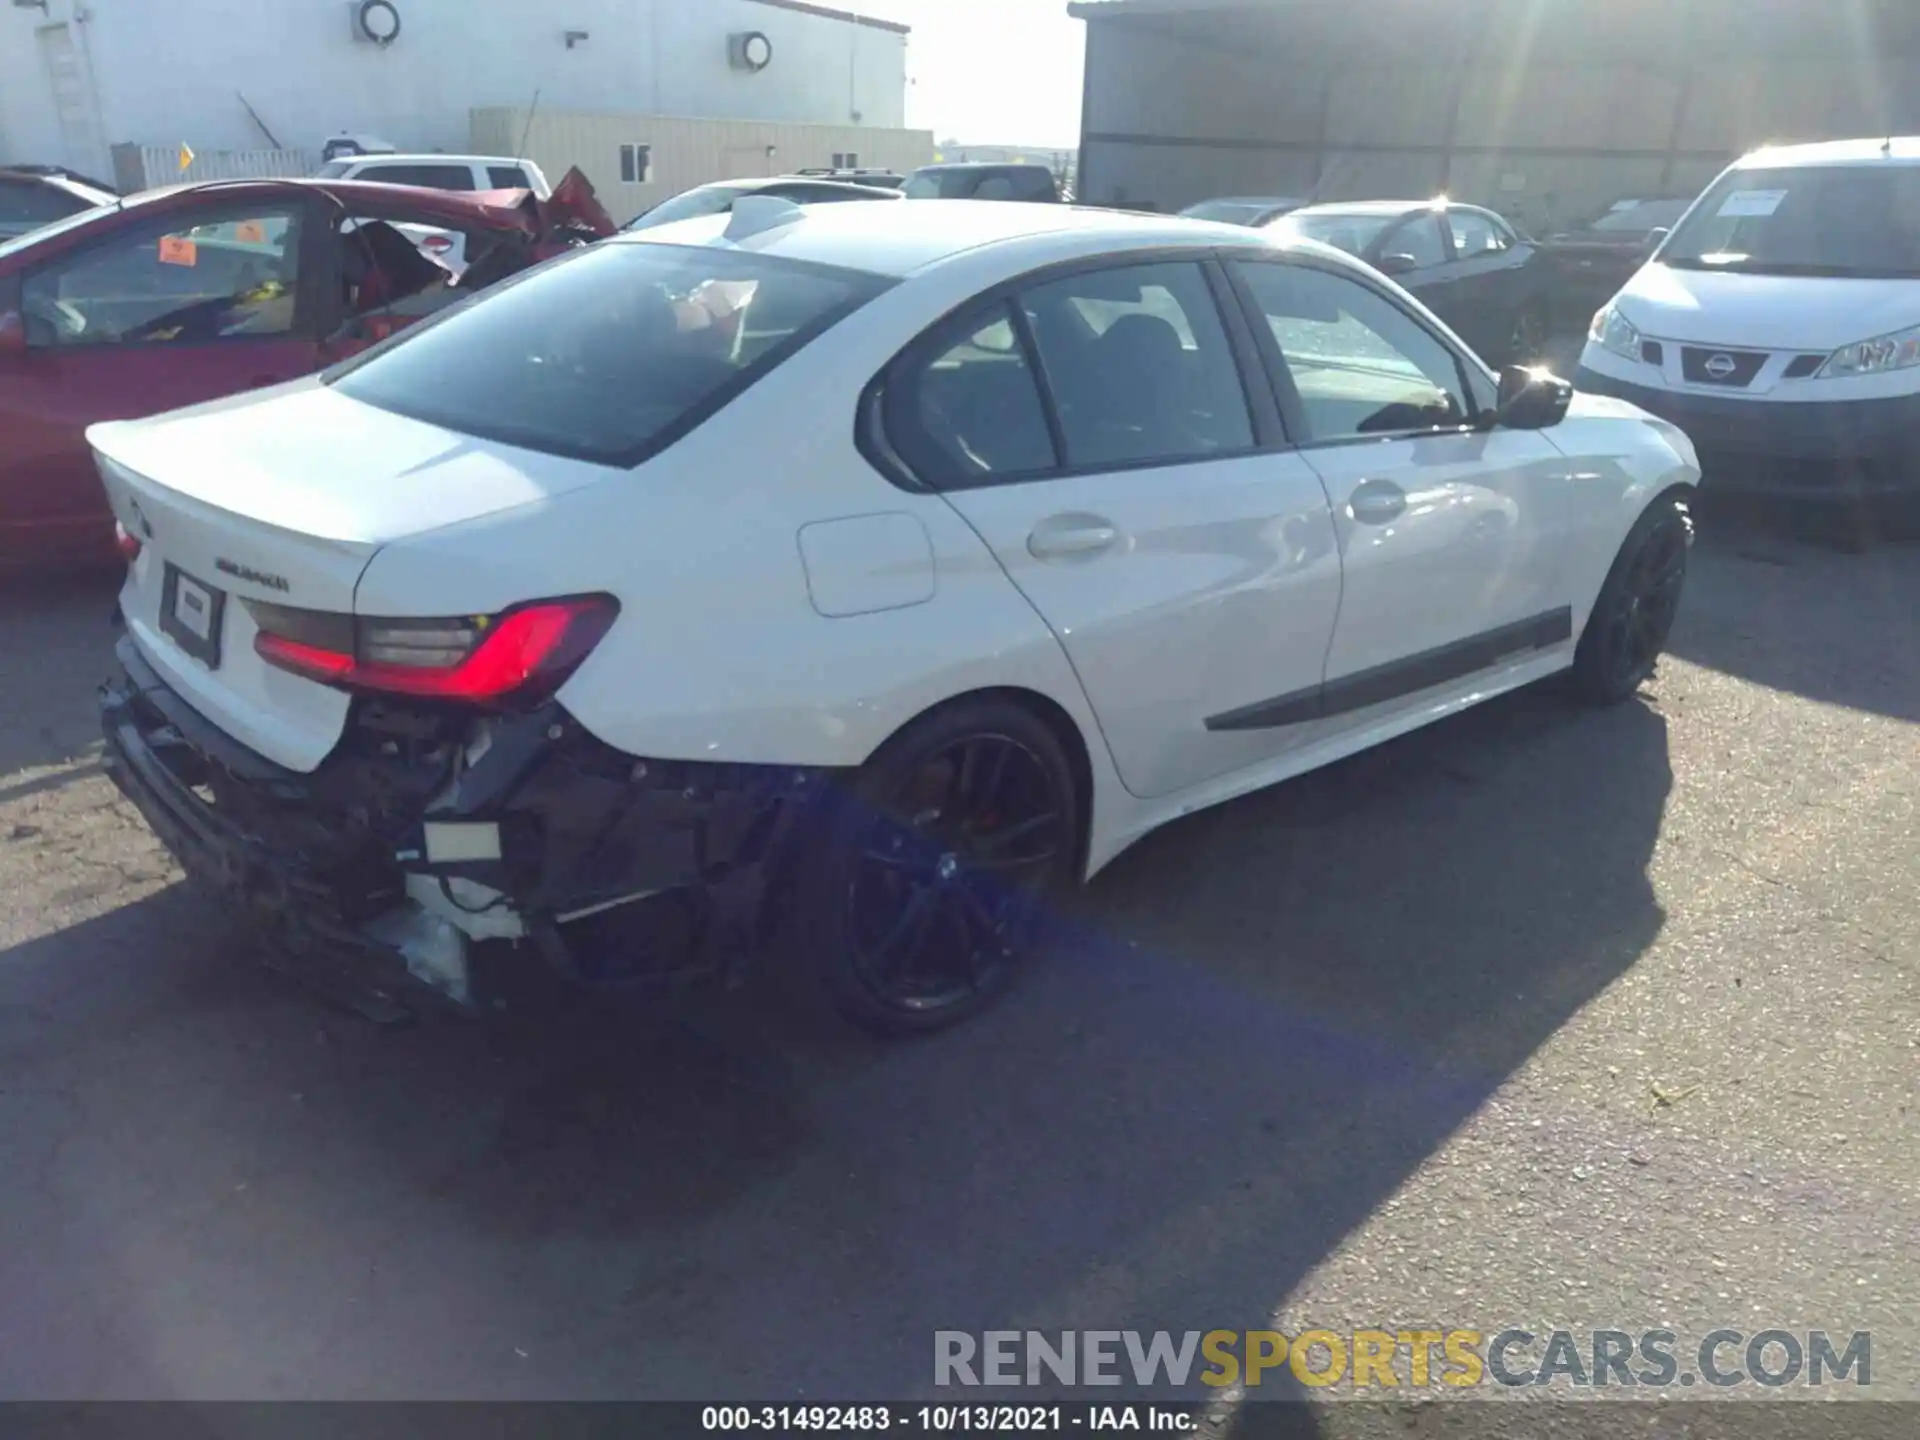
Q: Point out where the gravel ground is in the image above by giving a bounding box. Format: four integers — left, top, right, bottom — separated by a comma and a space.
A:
0, 510, 1913, 1424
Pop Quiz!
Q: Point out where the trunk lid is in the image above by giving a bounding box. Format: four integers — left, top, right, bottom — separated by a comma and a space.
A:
89, 377, 616, 773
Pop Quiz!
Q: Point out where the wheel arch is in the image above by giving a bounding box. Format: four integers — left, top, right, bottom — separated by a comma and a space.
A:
873, 683, 1098, 881
756, 682, 1103, 948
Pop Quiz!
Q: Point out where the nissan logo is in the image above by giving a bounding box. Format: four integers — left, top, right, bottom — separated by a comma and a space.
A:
1704, 352, 1738, 380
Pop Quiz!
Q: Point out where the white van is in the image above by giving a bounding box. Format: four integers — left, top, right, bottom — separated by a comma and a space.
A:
1576, 137, 1920, 504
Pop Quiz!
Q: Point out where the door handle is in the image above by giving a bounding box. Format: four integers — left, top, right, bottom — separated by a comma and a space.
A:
1027, 513, 1120, 561
1348, 479, 1407, 526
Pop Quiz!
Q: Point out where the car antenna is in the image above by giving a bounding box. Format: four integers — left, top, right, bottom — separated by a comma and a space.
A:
516, 88, 541, 162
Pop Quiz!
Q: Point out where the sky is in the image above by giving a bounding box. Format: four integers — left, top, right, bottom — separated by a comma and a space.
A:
857, 0, 1088, 148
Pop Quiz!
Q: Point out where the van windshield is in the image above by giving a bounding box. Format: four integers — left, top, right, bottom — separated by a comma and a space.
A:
329, 242, 889, 464
1660, 164, 1920, 277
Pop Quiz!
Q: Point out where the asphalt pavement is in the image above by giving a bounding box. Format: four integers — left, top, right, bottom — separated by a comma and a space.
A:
0, 509, 1913, 1422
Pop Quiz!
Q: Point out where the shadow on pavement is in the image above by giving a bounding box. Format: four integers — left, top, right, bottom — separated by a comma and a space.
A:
0, 676, 1672, 1405
1666, 511, 1920, 723
0, 574, 121, 784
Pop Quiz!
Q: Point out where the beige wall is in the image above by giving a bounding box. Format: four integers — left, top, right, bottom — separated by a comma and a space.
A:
473, 107, 934, 224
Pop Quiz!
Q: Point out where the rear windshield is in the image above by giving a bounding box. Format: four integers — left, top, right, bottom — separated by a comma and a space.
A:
1586, 198, 1691, 234
624, 186, 747, 231
1661, 164, 1920, 276
1180, 199, 1288, 225
329, 241, 888, 464
904, 168, 1053, 200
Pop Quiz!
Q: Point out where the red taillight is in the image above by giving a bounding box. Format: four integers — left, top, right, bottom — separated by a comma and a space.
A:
113, 521, 142, 563
252, 596, 618, 705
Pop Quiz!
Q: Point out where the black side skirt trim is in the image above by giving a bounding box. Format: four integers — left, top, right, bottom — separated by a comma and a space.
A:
1205, 606, 1573, 732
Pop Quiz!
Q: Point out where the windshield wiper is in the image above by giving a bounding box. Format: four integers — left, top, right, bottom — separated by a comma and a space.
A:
1664, 257, 1920, 278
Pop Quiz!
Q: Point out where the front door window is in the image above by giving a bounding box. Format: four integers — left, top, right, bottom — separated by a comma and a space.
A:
21, 207, 305, 348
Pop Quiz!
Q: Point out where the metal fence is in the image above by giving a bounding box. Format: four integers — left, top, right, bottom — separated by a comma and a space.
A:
111, 144, 316, 194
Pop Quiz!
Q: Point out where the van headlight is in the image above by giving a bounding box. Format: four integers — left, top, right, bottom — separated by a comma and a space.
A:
1818, 323, 1920, 378
1588, 303, 1643, 362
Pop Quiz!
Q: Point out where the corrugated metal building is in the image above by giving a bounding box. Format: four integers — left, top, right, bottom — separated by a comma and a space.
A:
1071, 0, 1920, 233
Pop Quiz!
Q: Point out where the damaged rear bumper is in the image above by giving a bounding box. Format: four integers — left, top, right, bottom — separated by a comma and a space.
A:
99, 636, 830, 1012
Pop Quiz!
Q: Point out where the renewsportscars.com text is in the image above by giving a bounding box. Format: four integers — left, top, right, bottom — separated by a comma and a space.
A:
934, 1328, 1872, 1390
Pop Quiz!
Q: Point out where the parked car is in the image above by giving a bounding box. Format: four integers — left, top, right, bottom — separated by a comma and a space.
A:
1577, 136, 1920, 509
1539, 195, 1696, 318
623, 175, 902, 231
0, 170, 613, 569
313, 152, 554, 274
0, 167, 118, 241
312, 152, 551, 196
1178, 196, 1307, 227
1270, 200, 1552, 363
91, 199, 1697, 1035
793, 167, 906, 190
903, 162, 1061, 202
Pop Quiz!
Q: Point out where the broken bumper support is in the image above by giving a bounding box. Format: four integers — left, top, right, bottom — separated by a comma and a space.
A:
99, 639, 834, 1015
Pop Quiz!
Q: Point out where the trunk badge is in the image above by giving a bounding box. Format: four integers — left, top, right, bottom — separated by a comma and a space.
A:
214, 559, 292, 592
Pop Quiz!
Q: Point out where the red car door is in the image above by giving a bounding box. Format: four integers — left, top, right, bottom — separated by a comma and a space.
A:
0, 194, 332, 567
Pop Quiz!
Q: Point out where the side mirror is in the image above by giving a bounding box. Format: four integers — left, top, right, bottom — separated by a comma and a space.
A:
1640, 226, 1670, 257
1491, 364, 1573, 430
1376, 252, 1419, 277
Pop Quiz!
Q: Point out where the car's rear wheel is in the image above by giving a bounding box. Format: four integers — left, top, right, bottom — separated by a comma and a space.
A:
786, 698, 1080, 1036
1569, 492, 1693, 705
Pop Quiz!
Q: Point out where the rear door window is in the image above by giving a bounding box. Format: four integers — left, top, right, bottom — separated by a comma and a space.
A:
357, 163, 476, 191
1018, 261, 1254, 467
329, 242, 888, 463
0, 178, 90, 229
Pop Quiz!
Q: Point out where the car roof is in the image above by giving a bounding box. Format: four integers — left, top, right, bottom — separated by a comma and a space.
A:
1286, 199, 1438, 218
336, 153, 537, 167
1737, 136, 1920, 168
0, 168, 114, 204
0, 176, 546, 265
618, 197, 1310, 277
726, 176, 901, 196
1189, 196, 1299, 205
911, 161, 1053, 174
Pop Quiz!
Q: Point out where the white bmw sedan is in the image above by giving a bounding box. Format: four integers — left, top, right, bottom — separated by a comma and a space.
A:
89, 198, 1699, 1033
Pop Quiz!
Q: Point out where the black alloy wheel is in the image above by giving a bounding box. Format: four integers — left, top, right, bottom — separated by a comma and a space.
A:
1570, 494, 1693, 704
789, 700, 1080, 1035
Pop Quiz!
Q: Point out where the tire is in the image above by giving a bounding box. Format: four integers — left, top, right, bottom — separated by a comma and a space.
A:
1568, 492, 1694, 706
1508, 300, 1550, 366
782, 697, 1081, 1037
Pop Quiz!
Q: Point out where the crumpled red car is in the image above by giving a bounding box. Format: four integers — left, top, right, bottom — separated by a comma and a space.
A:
0, 168, 614, 570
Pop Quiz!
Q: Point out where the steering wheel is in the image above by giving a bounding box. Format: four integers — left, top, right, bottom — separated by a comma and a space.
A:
22, 294, 89, 343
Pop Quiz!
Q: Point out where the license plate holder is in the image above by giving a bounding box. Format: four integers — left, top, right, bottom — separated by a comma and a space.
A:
160, 564, 226, 668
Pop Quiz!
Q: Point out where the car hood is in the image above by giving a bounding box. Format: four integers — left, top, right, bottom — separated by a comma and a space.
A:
87, 378, 616, 546
1613, 263, 1920, 350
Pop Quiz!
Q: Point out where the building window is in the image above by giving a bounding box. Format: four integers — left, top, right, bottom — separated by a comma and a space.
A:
619, 144, 653, 184
831, 151, 859, 169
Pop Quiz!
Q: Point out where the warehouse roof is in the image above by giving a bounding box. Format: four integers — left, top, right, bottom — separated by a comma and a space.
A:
745, 0, 909, 35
